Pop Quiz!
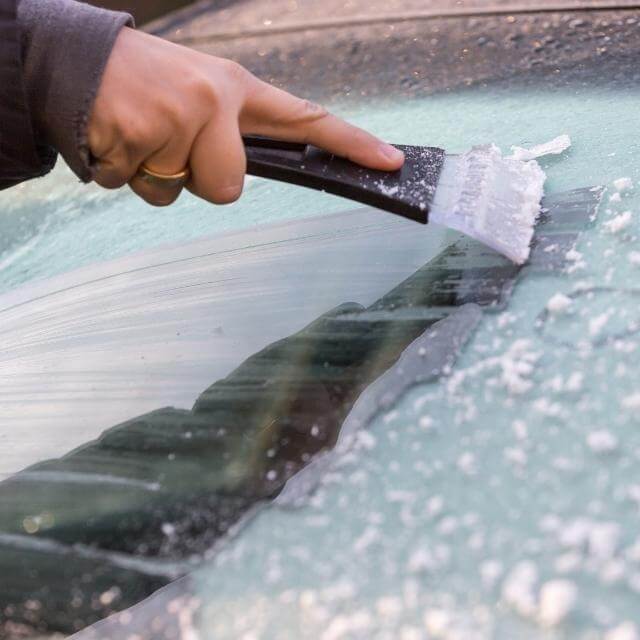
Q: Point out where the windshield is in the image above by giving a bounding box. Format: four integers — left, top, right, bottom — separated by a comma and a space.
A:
2, 4, 640, 639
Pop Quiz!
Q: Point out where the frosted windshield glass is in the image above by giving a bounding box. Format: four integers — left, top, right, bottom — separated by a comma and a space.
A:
2, 80, 640, 638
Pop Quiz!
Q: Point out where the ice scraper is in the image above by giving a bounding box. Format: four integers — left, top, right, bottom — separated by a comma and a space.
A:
243, 135, 570, 265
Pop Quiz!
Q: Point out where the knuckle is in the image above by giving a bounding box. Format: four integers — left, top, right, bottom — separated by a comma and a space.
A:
186, 70, 220, 108
164, 99, 190, 130
94, 169, 129, 191
210, 183, 243, 205
270, 98, 330, 137
119, 118, 154, 159
144, 191, 179, 207
95, 177, 125, 190
189, 60, 251, 109
294, 100, 329, 127
220, 59, 250, 84
130, 180, 181, 207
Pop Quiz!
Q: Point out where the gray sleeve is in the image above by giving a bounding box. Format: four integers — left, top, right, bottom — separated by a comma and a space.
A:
0, 0, 56, 191
17, 0, 133, 182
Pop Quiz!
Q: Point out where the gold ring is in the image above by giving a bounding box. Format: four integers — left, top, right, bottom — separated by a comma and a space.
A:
136, 164, 191, 189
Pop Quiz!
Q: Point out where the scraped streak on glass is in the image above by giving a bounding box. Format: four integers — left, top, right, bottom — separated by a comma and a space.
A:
430, 136, 571, 265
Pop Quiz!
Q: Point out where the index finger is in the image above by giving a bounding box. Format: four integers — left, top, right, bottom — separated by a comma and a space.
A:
241, 80, 405, 172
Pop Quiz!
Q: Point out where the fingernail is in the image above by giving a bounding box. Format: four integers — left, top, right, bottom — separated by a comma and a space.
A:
379, 143, 404, 164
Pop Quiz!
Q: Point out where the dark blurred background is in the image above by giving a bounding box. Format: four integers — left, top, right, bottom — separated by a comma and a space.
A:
87, 0, 197, 24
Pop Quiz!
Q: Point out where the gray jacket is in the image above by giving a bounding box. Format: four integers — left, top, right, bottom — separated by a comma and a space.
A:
0, 0, 131, 190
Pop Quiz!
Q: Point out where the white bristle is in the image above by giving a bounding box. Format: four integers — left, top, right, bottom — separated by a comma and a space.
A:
429, 144, 547, 264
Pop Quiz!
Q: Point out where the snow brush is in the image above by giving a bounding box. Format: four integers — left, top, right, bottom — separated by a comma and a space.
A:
243, 134, 570, 265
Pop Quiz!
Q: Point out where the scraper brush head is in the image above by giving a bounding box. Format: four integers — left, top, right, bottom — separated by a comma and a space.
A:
429, 144, 546, 265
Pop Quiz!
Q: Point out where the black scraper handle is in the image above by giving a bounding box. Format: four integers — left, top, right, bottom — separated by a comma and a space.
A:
243, 135, 446, 224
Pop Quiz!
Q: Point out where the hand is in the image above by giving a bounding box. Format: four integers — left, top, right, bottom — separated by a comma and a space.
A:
88, 28, 405, 207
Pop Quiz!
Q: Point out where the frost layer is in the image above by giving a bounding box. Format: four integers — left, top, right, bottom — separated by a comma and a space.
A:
509, 134, 572, 161
430, 144, 546, 264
